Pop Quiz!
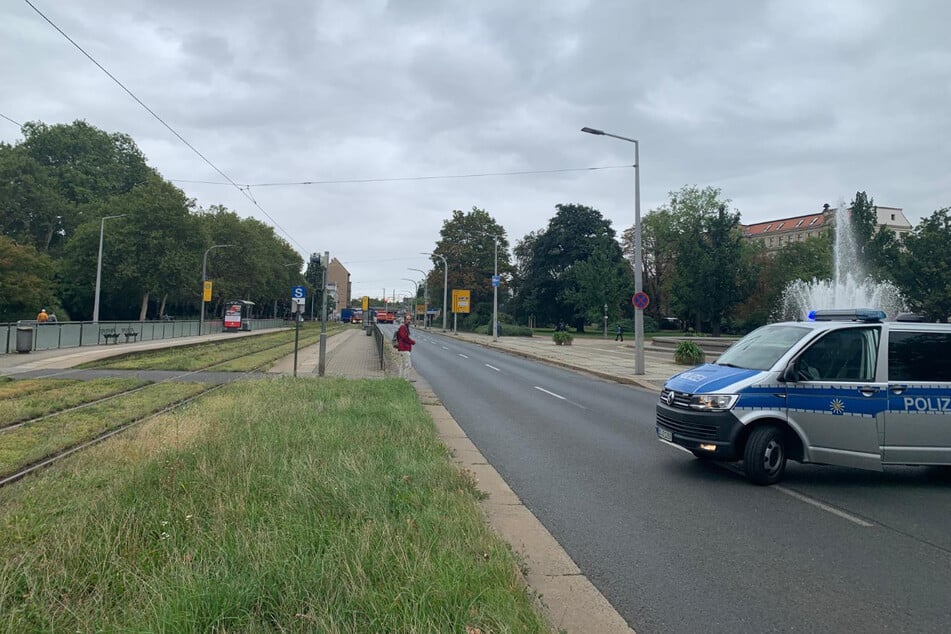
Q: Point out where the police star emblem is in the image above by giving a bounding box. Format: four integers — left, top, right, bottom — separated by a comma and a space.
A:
829, 398, 846, 415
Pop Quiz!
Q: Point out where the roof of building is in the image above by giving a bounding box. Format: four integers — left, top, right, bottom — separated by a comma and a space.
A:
742, 212, 827, 236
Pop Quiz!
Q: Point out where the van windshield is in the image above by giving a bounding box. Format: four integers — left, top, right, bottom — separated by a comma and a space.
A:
716, 324, 811, 371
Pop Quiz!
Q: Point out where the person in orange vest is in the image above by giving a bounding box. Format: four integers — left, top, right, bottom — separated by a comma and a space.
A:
36, 308, 49, 323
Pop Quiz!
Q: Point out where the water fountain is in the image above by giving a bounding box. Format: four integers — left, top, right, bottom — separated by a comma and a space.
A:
776, 201, 905, 321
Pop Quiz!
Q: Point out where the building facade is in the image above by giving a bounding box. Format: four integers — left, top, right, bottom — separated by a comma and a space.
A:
326, 257, 351, 315
742, 204, 911, 253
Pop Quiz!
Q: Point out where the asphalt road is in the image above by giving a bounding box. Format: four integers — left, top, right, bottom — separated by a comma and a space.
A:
407, 329, 951, 634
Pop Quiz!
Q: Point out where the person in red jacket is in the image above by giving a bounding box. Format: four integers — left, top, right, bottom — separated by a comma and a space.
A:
396, 314, 416, 379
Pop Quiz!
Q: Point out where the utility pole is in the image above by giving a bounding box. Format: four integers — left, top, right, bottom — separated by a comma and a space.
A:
318, 251, 330, 376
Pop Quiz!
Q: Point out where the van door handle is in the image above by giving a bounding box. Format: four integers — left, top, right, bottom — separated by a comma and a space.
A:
889, 386, 907, 395
859, 387, 880, 397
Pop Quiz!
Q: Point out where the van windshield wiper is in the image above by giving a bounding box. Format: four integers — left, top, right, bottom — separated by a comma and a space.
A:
717, 362, 744, 369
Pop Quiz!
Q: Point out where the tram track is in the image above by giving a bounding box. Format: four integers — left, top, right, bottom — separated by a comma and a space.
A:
0, 334, 309, 488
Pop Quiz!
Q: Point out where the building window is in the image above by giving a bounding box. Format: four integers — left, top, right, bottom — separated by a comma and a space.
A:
796, 219, 804, 227
776, 222, 785, 230
798, 233, 803, 241
765, 224, 773, 232
891, 214, 896, 221
769, 237, 774, 246
809, 218, 818, 226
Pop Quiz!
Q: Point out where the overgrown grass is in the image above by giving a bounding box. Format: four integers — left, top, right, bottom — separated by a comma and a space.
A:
0, 378, 149, 427
79, 323, 343, 371
0, 379, 551, 632
0, 378, 78, 400
0, 382, 207, 479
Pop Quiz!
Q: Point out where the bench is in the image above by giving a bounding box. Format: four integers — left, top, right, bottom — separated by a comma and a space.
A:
122, 327, 139, 343
100, 328, 119, 344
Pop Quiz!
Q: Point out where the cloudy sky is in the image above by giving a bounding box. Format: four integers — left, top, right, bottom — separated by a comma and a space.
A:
3, 0, 949, 301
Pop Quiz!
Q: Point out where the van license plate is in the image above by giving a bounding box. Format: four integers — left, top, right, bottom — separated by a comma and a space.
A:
657, 426, 673, 442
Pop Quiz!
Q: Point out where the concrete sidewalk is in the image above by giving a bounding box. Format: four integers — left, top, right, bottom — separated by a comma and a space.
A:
268, 328, 386, 378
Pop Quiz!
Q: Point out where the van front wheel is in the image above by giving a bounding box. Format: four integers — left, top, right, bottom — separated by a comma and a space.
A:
744, 426, 787, 485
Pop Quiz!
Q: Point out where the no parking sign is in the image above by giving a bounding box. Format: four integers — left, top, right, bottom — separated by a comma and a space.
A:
632, 291, 650, 310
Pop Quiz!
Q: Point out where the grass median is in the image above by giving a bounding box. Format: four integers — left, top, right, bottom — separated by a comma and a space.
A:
79, 323, 345, 372
0, 381, 208, 480
0, 378, 551, 632
0, 378, 150, 427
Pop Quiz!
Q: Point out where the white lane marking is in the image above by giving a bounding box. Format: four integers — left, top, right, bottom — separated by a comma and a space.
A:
774, 486, 874, 527
441, 346, 449, 350
457, 353, 469, 359
485, 364, 500, 372
534, 386, 566, 400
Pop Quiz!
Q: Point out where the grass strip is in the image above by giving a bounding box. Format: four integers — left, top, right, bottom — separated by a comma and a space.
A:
0, 378, 551, 633
0, 382, 207, 480
80, 324, 344, 372
0, 378, 149, 427
0, 378, 78, 400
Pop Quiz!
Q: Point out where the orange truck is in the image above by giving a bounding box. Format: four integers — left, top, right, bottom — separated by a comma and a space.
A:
375, 310, 395, 324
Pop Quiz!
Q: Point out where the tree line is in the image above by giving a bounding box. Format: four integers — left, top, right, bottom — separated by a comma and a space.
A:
4, 120, 949, 330
0, 121, 309, 322
424, 189, 951, 334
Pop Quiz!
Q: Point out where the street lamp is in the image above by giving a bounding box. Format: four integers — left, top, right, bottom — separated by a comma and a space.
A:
92, 214, 125, 323
582, 126, 644, 375
421, 252, 448, 331
492, 237, 499, 342
408, 268, 428, 327
200, 244, 232, 336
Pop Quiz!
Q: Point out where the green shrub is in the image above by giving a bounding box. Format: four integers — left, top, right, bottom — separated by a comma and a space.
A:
552, 331, 573, 346
674, 340, 705, 365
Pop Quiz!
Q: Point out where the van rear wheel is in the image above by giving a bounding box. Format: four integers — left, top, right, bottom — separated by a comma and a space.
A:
744, 426, 787, 485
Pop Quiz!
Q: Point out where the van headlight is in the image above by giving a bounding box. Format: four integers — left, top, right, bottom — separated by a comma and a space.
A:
688, 394, 738, 411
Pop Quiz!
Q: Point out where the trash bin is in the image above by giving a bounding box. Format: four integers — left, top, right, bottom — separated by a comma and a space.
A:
16, 321, 34, 353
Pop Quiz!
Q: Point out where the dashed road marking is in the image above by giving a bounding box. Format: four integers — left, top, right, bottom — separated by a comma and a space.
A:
775, 486, 874, 527
534, 386, 566, 400
458, 353, 469, 359
485, 364, 500, 372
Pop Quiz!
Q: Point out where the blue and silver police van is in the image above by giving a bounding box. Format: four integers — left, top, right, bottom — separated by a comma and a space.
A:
656, 309, 951, 485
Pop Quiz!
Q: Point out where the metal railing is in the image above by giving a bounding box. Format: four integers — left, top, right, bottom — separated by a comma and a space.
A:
2, 318, 288, 354
372, 324, 385, 370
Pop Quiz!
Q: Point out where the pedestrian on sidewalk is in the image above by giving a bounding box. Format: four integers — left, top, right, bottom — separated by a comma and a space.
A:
396, 314, 416, 379
615, 324, 624, 342
36, 308, 49, 323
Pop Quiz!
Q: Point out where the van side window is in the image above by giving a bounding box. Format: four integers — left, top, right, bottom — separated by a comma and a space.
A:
794, 327, 880, 382
889, 331, 951, 381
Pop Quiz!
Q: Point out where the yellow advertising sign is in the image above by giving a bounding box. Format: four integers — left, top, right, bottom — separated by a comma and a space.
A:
452, 289, 471, 313
362, 296, 369, 311
203, 281, 213, 302
416, 304, 426, 315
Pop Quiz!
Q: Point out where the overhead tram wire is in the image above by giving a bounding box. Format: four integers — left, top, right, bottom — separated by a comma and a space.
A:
169, 164, 633, 188
1, 113, 22, 127
22, 0, 307, 255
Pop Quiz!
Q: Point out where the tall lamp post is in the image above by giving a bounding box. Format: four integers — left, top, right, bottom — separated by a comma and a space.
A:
492, 237, 499, 342
200, 244, 232, 336
408, 268, 428, 328
92, 214, 125, 323
421, 252, 448, 331
582, 126, 644, 375
604, 303, 608, 338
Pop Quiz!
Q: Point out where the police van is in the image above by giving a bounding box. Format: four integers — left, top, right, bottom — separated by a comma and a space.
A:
655, 309, 951, 485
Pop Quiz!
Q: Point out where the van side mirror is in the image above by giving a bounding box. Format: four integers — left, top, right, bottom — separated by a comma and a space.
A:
780, 364, 797, 383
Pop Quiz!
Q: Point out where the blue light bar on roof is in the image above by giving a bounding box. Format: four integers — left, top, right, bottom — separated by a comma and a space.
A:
812, 308, 887, 322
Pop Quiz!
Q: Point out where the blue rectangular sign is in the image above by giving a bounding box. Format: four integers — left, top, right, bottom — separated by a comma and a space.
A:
291, 285, 306, 299
491, 274, 500, 287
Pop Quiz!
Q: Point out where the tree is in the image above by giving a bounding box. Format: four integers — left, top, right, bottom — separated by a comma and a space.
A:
58, 175, 203, 320
0, 145, 72, 252
622, 208, 678, 319
511, 203, 631, 331
657, 186, 755, 336
0, 235, 58, 321
894, 207, 951, 321
429, 207, 511, 328
848, 190, 900, 282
